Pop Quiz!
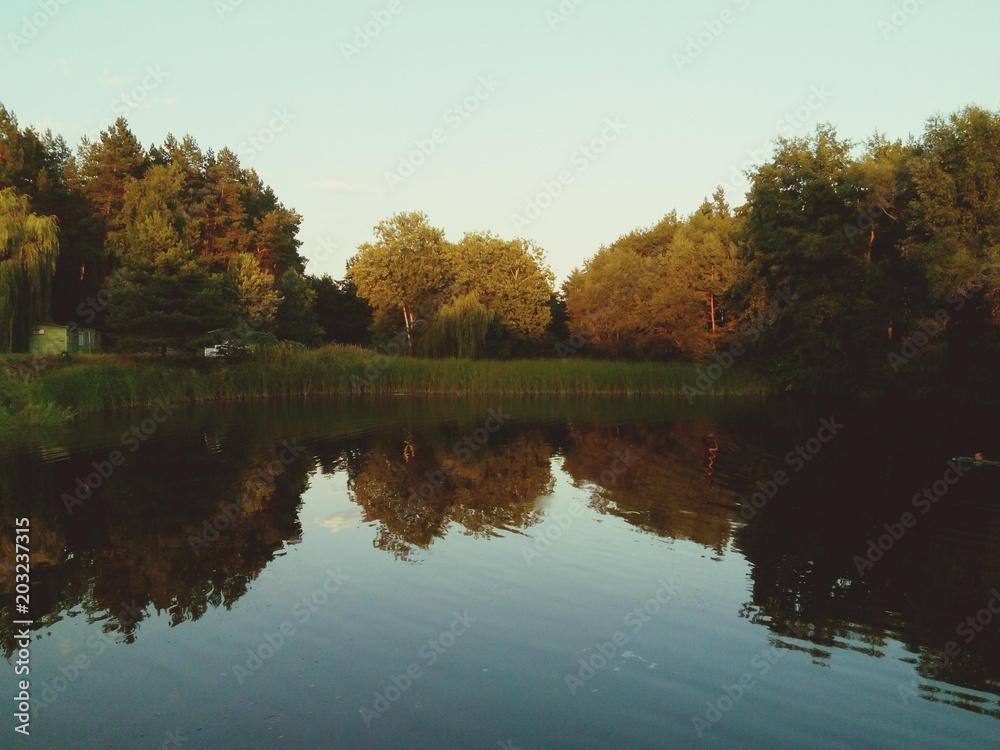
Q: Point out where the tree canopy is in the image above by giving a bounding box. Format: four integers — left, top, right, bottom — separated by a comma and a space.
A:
0, 188, 59, 352
2, 100, 1000, 398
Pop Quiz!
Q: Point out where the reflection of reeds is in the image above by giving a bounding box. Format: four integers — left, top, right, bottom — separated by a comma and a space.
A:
10, 345, 771, 416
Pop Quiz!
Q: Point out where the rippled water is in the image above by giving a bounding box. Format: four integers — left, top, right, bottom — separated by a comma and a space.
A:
1, 397, 998, 748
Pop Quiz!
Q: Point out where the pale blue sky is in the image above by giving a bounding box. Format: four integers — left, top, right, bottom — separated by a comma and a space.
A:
2, 0, 997, 282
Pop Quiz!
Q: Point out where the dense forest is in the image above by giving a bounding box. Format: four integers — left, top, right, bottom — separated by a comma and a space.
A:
1, 103, 999, 396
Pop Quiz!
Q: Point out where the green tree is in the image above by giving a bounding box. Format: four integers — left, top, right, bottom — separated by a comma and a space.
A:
229, 253, 279, 329
564, 205, 738, 360
902, 106, 1000, 388
312, 275, 373, 346
453, 232, 554, 348
108, 246, 238, 354
199, 148, 251, 267
564, 244, 658, 357
273, 270, 322, 346
0, 104, 100, 322
348, 212, 452, 351
0, 189, 60, 352
738, 126, 896, 391
422, 292, 495, 358
75, 118, 148, 229
115, 164, 189, 262
656, 191, 741, 357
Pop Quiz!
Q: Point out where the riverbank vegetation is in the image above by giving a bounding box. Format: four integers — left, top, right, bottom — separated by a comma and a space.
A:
1, 102, 999, 405
0, 347, 770, 426
0, 345, 768, 421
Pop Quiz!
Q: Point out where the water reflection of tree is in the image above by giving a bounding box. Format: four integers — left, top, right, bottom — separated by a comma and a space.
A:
559, 419, 742, 554
347, 430, 552, 561
556, 409, 1000, 719
731, 404, 1000, 718
0, 434, 310, 655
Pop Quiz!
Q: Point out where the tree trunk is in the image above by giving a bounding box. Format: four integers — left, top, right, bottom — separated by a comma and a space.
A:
402, 305, 413, 354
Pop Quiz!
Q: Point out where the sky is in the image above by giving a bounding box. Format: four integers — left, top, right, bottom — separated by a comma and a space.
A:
2, 0, 998, 283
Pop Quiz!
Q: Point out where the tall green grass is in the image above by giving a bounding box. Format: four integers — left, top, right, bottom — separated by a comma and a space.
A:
12, 345, 772, 416
0, 358, 74, 431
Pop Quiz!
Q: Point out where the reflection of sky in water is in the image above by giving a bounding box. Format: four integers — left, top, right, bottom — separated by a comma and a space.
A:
2, 398, 998, 748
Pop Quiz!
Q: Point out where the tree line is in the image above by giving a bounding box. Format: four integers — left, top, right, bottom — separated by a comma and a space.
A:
0, 107, 371, 353
1, 103, 998, 394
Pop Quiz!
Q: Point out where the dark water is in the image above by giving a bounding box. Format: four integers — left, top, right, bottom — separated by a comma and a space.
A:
1, 397, 999, 749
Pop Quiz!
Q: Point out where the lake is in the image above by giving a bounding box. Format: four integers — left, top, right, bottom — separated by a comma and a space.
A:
2, 396, 999, 749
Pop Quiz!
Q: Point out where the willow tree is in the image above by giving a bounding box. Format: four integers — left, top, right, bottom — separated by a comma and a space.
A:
0, 189, 59, 352
423, 293, 494, 359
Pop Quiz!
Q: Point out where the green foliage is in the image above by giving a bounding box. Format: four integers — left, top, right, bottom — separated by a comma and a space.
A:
75, 117, 149, 223
0, 361, 73, 430
312, 275, 373, 345
229, 253, 279, 327
348, 211, 452, 346
19, 348, 771, 414
108, 246, 239, 353
423, 293, 495, 359
564, 199, 739, 360
738, 127, 911, 392
273, 270, 323, 346
453, 232, 554, 344
4, 99, 1000, 399
0, 188, 60, 352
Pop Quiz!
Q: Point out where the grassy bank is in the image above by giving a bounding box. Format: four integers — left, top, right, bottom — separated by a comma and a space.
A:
0, 357, 75, 432
1, 345, 772, 424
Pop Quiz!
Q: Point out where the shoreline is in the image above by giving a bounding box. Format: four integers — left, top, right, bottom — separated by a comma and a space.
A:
0, 346, 773, 428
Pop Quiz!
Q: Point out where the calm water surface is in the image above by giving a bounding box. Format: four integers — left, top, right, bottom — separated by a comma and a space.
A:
1, 397, 999, 749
